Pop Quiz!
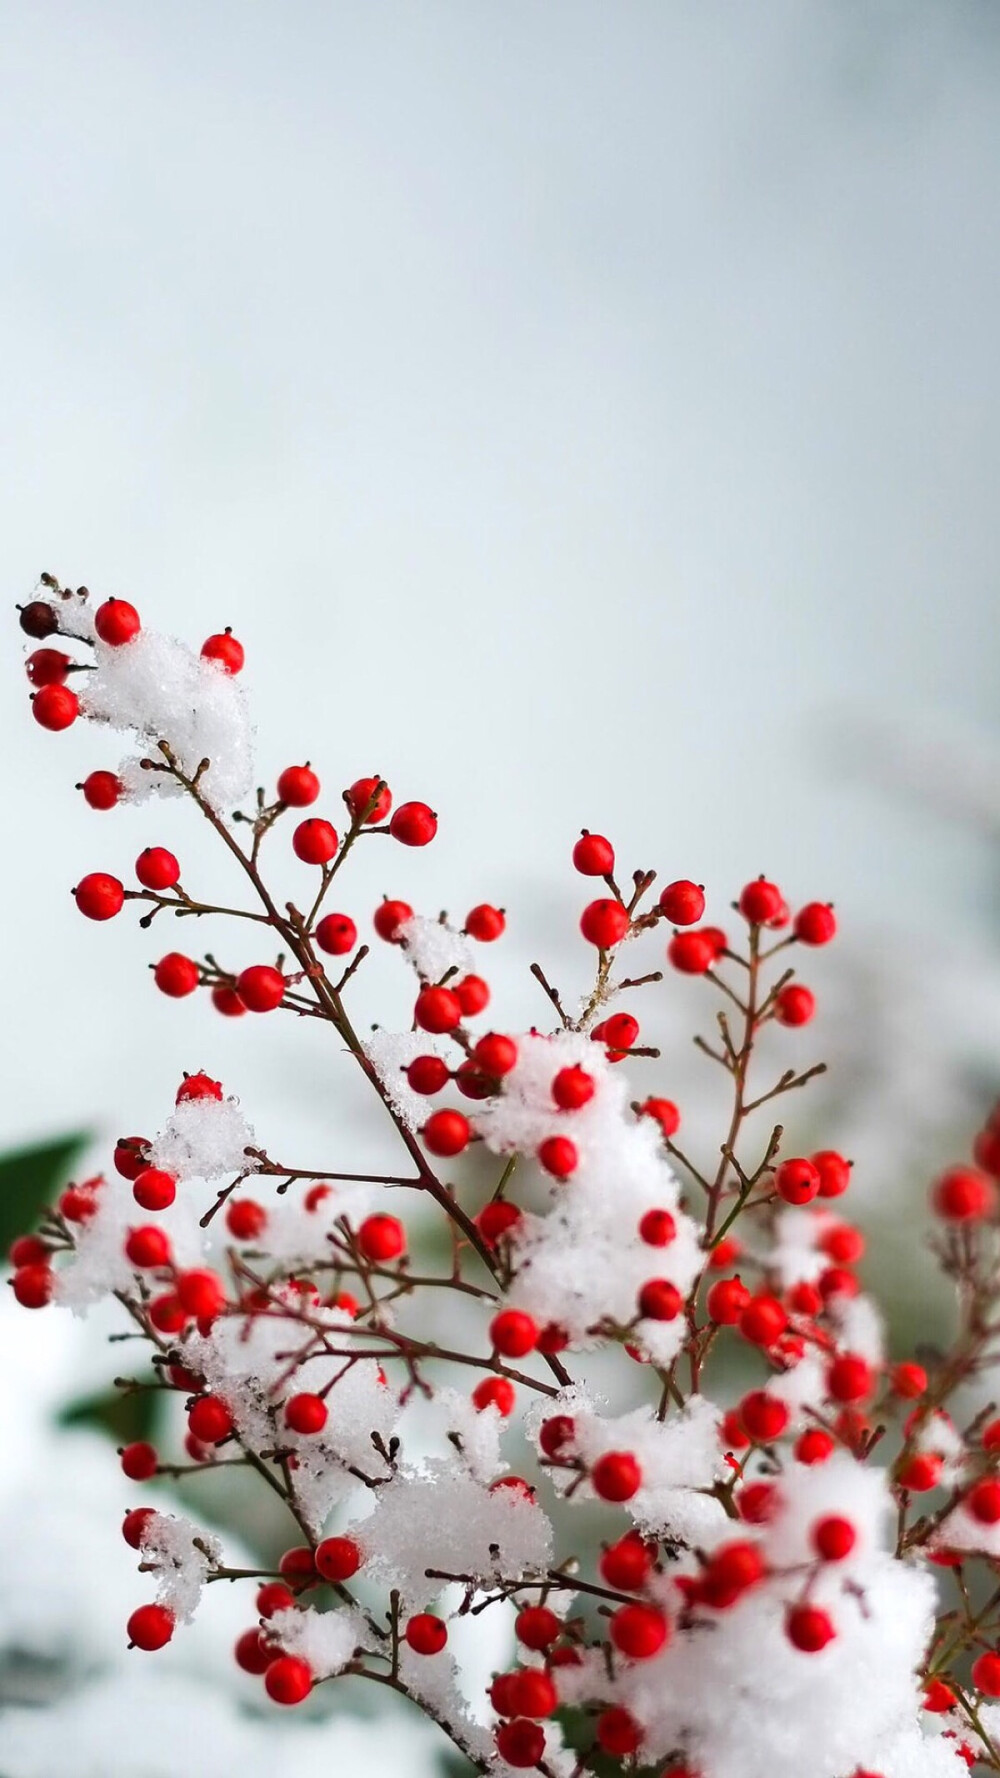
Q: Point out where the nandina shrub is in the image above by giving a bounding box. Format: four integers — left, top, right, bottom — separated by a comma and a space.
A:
11, 576, 1000, 1778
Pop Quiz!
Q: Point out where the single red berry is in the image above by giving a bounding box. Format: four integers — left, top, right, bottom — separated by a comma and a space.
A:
818, 1265, 860, 1302
609, 1602, 668, 1660
795, 1427, 835, 1465
404, 1056, 448, 1098
812, 1514, 856, 1561
788, 1280, 823, 1316
235, 1628, 277, 1674
740, 1390, 789, 1443
315, 1535, 362, 1582
473, 1032, 518, 1076
9, 1235, 49, 1268
538, 1415, 575, 1458
638, 1097, 680, 1137
405, 1613, 447, 1655
357, 1213, 406, 1263
580, 898, 629, 948
176, 1269, 226, 1319
551, 1065, 594, 1111
983, 1420, 1000, 1453
490, 1309, 538, 1357
572, 831, 615, 876
265, 1655, 313, 1705
81, 770, 122, 810
465, 903, 505, 941
595, 1705, 642, 1756
422, 1109, 472, 1156
226, 1198, 267, 1241
148, 1291, 185, 1333
32, 683, 79, 729
19, 599, 59, 638
968, 1478, 1000, 1524
135, 848, 180, 891
120, 1441, 158, 1481
95, 598, 141, 646
932, 1166, 994, 1222
827, 1354, 874, 1404
127, 1603, 174, 1651
26, 647, 70, 686
59, 1183, 100, 1222
414, 985, 462, 1033
454, 974, 490, 1017
212, 984, 246, 1016
667, 930, 717, 973
293, 818, 338, 865
390, 802, 437, 846
794, 902, 837, 945
175, 1072, 223, 1103
922, 1678, 957, 1712
257, 1582, 296, 1617
638, 1208, 677, 1246
236, 965, 286, 1012
505, 1670, 557, 1718
774, 984, 816, 1027
12, 1263, 53, 1308
125, 1226, 172, 1269
637, 1278, 682, 1321
818, 1223, 865, 1265
975, 1127, 1000, 1176
514, 1605, 561, 1650
154, 953, 200, 997
132, 1167, 177, 1213
277, 764, 320, 806
972, 1652, 1000, 1696
373, 898, 413, 942
897, 1452, 942, 1492
774, 1157, 821, 1206
739, 878, 784, 924
472, 1376, 516, 1415
455, 1059, 492, 1098
811, 1150, 852, 1198
891, 1361, 928, 1400
74, 872, 125, 921
707, 1275, 750, 1325
598, 1011, 639, 1055
315, 913, 357, 955
786, 1605, 835, 1653
658, 880, 705, 925
709, 1237, 741, 1270
121, 1507, 156, 1550
738, 1481, 779, 1523
739, 1294, 788, 1347
284, 1393, 328, 1435
538, 1135, 578, 1179
476, 1200, 521, 1246
201, 629, 244, 673
592, 1450, 641, 1501
346, 775, 392, 823
701, 1540, 766, 1607
495, 1720, 545, 1768
188, 1395, 233, 1444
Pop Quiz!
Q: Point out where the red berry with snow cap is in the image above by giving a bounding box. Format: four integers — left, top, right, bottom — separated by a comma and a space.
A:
201, 629, 244, 673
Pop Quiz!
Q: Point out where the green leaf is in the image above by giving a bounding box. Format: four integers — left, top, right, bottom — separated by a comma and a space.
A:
0, 1133, 88, 1252
59, 1379, 161, 1446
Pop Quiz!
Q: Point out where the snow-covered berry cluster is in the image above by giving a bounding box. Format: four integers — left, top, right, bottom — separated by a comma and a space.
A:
13, 577, 1000, 1778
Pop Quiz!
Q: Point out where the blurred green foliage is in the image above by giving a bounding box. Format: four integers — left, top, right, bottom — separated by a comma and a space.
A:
0, 1133, 87, 1251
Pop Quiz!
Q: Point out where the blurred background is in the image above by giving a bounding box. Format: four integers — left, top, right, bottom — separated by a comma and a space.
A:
3, 2, 1000, 1772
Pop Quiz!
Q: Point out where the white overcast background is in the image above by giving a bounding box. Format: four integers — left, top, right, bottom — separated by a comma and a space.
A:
2, 3, 1000, 1772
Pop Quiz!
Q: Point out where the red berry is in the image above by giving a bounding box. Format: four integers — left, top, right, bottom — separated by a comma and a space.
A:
455, 1059, 492, 1098
788, 1280, 822, 1316
538, 1135, 577, 1179
701, 1540, 766, 1607
739, 878, 784, 924
818, 1223, 865, 1265
473, 1032, 518, 1076
132, 1168, 177, 1212
315, 913, 357, 955
538, 1415, 575, 1458
390, 802, 437, 846
315, 1535, 362, 1582
785, 1604, 835, 1652
572, 832, 615, 875
580, 898, 629, 948
739, 1390, 789, 1443
236, 965, 286, 1012
136, 848, 180, 891
176, 1269, 226, 1319
638, 1208, 677, 1246
81, 770, 122, 810
490, 1309, 538, 1357
373, 898, 412, 942
257, 1582, 296, 1618
551, 1065, 594, 1110
812, 1514, 856, 1561
149, 1289, 187, 1333
609, 1602, 668, 1659
154, 953, 200, 997
600, 1533, 652, 1590
968, 1478, 1000, 1524
706, 1276, 750, 1325
201, 630, 244, 673
127, 1603, 174, 1650
739, 1294, 788, 1347
122, 1507, 156, 1550
637, 1278, 682, 1321
9, 1235, 49, 1268
827, 1354, 874, 1404
891, 1361, 928, 1400
476, 1201, 521, 1246
595, 1706, 642, 1756
932, 1166, 994, 1222
592, 1450, 641, 1501
465, 903, 505, 941
235, 1628, 277, 1674
176, 1072, 223, 1103
277, 764, 320, 806
972, 1652, 1000, 1696
26, 647, 70, 686
975, 1128, 1000, 1177
667, 930, 717, 973
265, 1655, 313, 1704
505, 1670, 557, 1718
495, 1720, 545, 1768
293, 818, 338, 865
188, 1395, 233, 1444
95, 598, 141, 646
402, 1058, 447, 1101
284, 1393, 328, 1435
454, 974, 490, 1017
812, 1150, 852, 1198
514, 1605, 561, 1650
74, 872, 125, 921
794, 902, 837, 945
922, 1678, 956, 1713
211, 984, 246, 1016
226, 1199, 267, 1241
125, 1226, 172, 1269
774, 984, 816, 1027
405, 1613, 447, 1655
738, 1482, 779, 1523
897, 1452, 942, 1492
658, 880, 705, 925
774, 1157, 821, 1205
346, 776, 392, 823
818, 1265, 860, 1302
795, 1428, 835, 1465
422, 1109, 471, 1156
19, 600, 59, 638
357, 1214, 406, 1262
12, 1264, 53, 1308
598, 1011, 639, 1055
638, 1097, 680, 1137
32, 683, 79, 729
414, 985, 462, 1033
473, 1376, 516, 1415
121, 1441, 158, 1481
